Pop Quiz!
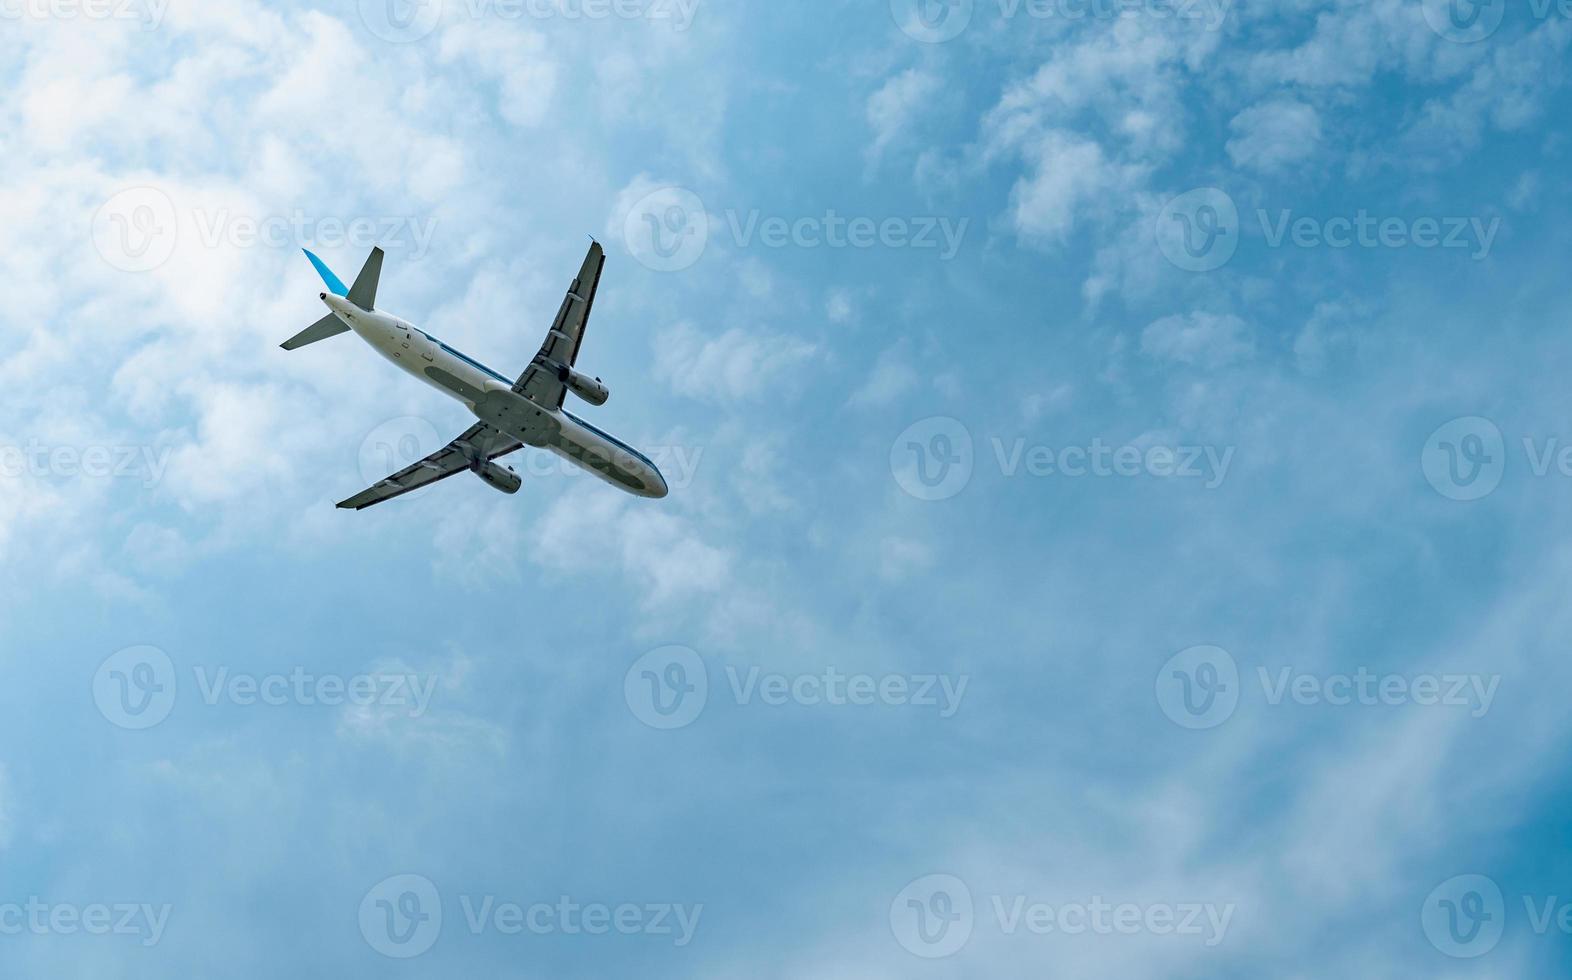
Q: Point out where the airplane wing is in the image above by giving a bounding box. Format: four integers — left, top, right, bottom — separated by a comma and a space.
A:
513, 241, 606, 409
337, 423, 522, 510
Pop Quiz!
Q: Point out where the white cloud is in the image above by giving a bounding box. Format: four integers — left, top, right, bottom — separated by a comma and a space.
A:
825, 289, 855, 325
976, 17, 1214, 261
1241, 0, 1440, 91
1004, 131, 1133, 244
439, 21, 559, 128
653, 322, 818, 403
1507, 171, 1541, 211
847, 344, 919, 408
877, 536, 933, 581
1293, 301, 1361, 376
732, 439, 795, 515
1140, 312, 1254, 369
1401, 18, 1572, 162
531, 488, 730, 612
866, 68, 941, 166
1020, 384, 1073, 423
1226, 98, 1321, 173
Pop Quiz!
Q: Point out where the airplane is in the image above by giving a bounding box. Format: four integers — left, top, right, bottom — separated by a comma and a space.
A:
282, 242, 669, 509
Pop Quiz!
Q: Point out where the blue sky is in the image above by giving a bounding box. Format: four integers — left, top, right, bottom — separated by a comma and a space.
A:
3, 0, 1572, 975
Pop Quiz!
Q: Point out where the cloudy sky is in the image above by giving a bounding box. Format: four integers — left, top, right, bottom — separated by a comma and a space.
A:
3, 0, 1571, 975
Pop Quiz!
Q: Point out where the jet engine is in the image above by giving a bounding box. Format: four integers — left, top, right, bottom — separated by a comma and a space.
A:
562, 367, 610, 407
471, 459, 522, 495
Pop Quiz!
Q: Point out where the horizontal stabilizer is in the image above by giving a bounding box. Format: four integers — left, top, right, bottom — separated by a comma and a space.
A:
281, 313, 350, 351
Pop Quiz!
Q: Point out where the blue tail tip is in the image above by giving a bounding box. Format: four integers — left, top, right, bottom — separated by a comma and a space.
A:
303, 248, 349, 297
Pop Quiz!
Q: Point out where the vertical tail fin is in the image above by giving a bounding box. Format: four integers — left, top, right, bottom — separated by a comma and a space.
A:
286, 247, 380, 351
302, 246, 384, 311
348, 247, 384, 310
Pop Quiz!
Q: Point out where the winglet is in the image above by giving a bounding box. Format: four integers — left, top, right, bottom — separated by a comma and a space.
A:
304, 249, 348, 297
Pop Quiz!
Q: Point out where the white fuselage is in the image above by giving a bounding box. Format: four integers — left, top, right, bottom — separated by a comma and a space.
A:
322, 294, 667, 498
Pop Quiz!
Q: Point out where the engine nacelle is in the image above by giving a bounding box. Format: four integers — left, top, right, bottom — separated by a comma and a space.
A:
563, 368, 609, 407
471, 459, 522, 495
